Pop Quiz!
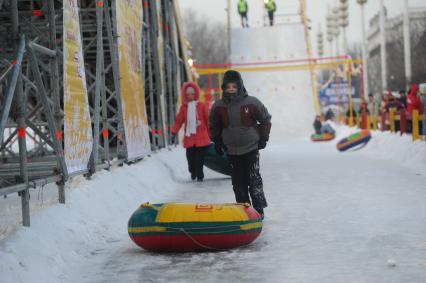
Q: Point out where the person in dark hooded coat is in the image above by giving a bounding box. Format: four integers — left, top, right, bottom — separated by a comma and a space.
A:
313, 115, 322, 135
209, 70, 272, 218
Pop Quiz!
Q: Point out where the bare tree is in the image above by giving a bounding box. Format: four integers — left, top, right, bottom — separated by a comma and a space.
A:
368, 12, 426, 94
183, 9, 228, 65
348, 42, 362, 60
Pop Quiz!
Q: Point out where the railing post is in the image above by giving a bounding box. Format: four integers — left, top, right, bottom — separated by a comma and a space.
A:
412, 110, 420, 141
373, 115, 378, 131
366, 115, 371, 130
422, 114, 426, 140
400, 109, 407, 135
361, 105, 368, 129
381, 112, 387, 131
389, 108, 396, 133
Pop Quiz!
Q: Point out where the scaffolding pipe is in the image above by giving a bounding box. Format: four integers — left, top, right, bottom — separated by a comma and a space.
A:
47, 0, 65, 204
0, 63, 14, 83
27, 44, 69, 182
403, 0, 412, 87
11, 0, 31, 227
90, 0, 105, 175
0, 35, 25, 142
379, 0, 387, 91
28, 41, 57, 57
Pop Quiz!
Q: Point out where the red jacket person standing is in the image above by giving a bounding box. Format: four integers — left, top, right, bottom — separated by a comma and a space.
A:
172, 82, 211, 181
209, 70, 272, 218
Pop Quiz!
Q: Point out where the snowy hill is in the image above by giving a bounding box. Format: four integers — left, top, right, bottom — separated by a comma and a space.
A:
231, 24, 316, 138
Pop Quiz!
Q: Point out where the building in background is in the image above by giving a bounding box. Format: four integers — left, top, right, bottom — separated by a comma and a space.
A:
367, 6, 426, 95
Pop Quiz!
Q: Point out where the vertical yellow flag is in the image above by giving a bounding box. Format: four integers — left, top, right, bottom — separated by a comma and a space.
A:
115, 0, 151, 159
63, 0, 93, 173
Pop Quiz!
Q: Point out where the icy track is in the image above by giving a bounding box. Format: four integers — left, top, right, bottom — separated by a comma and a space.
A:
1, 129, 426, 283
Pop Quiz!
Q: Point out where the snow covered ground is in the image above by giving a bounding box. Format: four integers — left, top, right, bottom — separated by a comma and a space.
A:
1, 127, 426, 283
2, 19, 426, 283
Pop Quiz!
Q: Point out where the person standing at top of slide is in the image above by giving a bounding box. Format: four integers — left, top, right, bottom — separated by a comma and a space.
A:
265, 0, 277, 26
238, 0, 249, 28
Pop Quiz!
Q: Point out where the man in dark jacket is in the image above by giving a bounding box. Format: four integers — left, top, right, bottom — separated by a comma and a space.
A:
398, 90, 407, 108
209, 70, 272, 218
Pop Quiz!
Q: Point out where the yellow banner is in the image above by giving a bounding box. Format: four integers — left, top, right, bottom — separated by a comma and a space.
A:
63, 0, 93, 173
116, 0, 151, 159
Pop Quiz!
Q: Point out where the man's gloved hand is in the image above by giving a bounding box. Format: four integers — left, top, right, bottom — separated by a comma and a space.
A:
215, 143, 225, 155
258, 138, 268, 150
171, 134, 177, 144
213, 138, 226, 155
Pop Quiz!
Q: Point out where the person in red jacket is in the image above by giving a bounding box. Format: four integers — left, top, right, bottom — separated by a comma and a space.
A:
171, 82, 211, 182
407, 84, 424, 114
407, 84, 424, 133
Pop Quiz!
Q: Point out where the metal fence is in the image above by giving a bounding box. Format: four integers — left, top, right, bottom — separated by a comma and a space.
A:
0, 0, 192, 227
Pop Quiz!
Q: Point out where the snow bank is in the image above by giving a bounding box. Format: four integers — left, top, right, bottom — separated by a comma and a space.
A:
0, 149, 184, 283
330, 124, 426, 175
362, 131, 426, 175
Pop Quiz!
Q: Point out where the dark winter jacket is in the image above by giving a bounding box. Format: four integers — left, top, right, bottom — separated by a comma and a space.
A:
325, 109, 334, 121
385, 99, 404, 112
313, 120, 322, 135
346, 109, 357, 118
398, 96, 407, 109
209, 70, 272, 156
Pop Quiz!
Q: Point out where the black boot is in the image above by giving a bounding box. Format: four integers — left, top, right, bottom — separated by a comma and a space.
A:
255, 207, 264, 219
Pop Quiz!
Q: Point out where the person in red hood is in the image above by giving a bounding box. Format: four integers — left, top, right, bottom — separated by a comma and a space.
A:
171, 82, 211, 182
407, 84, 424, 133
407, 84, 424, 114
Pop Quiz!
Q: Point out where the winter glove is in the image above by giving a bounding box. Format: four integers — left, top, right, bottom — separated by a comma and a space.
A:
258, 138, 268, 150
213, 138, 226, 156
171, 134, 177, 144
215, 143, 225, 156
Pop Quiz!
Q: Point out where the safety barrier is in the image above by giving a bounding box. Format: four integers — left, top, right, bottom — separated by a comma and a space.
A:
343, 109, 426, 142
195, 57, 362, 116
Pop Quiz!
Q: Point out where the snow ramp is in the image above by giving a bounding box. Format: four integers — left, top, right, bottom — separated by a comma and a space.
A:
231, 24, 316, 139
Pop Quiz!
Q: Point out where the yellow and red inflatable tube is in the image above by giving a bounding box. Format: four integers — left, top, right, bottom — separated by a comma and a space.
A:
128, 203, 263, 252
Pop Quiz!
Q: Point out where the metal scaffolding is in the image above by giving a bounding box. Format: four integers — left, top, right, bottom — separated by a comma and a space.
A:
0, 0, 191, 226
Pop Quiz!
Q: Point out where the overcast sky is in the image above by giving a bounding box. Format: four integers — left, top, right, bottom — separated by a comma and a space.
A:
179, 0, 426, 55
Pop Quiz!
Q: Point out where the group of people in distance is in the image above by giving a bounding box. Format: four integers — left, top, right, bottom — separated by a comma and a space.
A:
313, 82, 426, 136
313, 114, 336, 136
344, 84, 426, 133
237, 0, 277, 28
171, 70, 272, 219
